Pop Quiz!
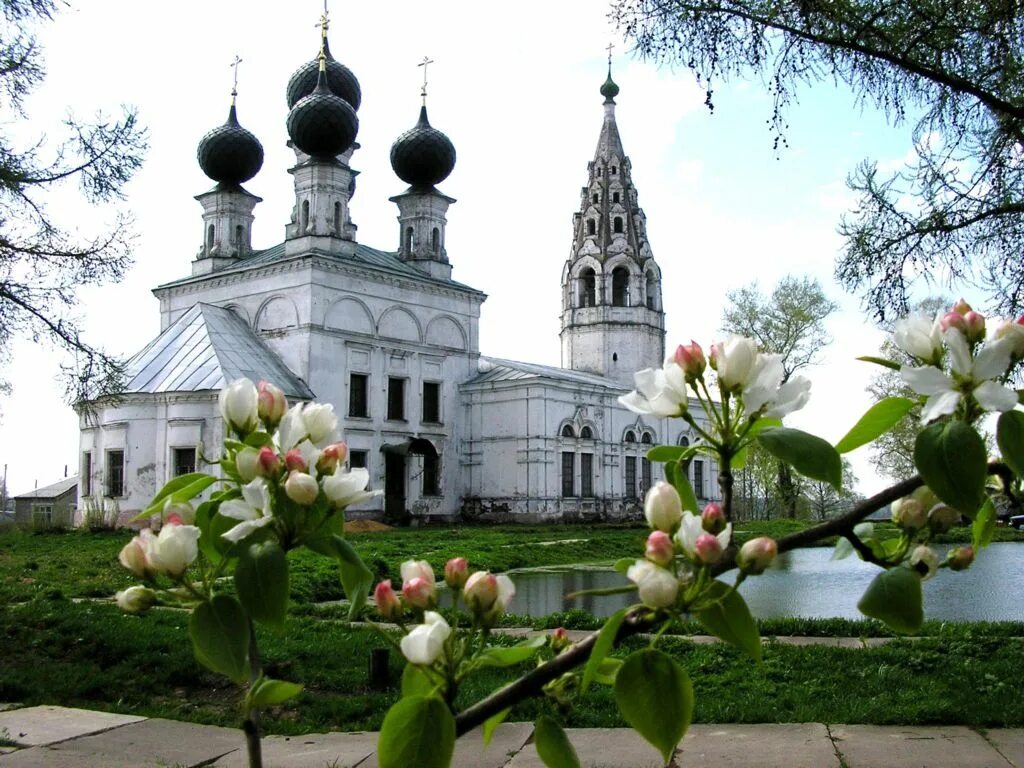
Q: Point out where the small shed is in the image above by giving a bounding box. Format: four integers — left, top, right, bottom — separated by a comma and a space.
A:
14, 477, 79, 529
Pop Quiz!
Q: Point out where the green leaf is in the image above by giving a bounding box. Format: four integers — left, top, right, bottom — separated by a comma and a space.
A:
581, 607, 627, 695
401, 664, 439, 699
647, 445, 691, 463
377, 696, 455, 768
914, 420, 986, 518
972, 498, 996, 550
757, 427, 843, 489
250, 678, 303, 708
482, 708, 510, 747
614, 649, 693, 764
244, 431, 274, 448
857, 567, 923, 635
734, 418, 782, 470
308, 534, 373, 619
692, 581, 761, 662
591, 657, 623, 686
665, 460, 700, 515
534, 716, 581, 768
835, 397, 916, 454
831, 537, 853, 561
857, 355, 901, 371
477, 636, 546, 668
234, 542, 289, 629
189, 595, 250, 683
613, 558, 634, 575
129, 472, 216, 522
997, 410, 1024, 478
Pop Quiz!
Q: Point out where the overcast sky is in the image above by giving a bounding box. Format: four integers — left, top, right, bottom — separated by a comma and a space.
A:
0, 0, 980, 498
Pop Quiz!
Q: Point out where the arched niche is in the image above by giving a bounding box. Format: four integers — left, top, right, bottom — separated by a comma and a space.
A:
324, 297, 374, 335
425, 315, 467, 350
256, 296, 299, 332
378, 306, 422, 342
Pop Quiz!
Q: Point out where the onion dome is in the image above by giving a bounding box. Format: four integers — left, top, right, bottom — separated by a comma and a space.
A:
286, 38, 361, 111
389, 106, 456, 190
600, 69, 619, 104
197, 104, 264, 185
286, 62, 358, 159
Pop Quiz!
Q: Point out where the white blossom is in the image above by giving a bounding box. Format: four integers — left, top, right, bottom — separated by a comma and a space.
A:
619, 359, 689, 417
626, 559, 679, 608
220, 478, 274, 543
400, 611, 451, 665
674, 511, 731, 561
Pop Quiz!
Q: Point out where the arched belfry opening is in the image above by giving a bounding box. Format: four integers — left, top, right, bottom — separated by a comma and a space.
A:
612, 267, 629, 306
579, 267, 596, 307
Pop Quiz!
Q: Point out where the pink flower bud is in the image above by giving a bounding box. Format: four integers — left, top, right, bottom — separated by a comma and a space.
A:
235, 447, 260, 483
257, 380, 287, 431
316, 443, 347, 476
402, 576, 436, 610
284, 448, 308, 473
940, 311, 967, 333
257, 447, 282, 478
374, 580, 403, 620
284, 471, 319, 506
118, 536, 151, 578
551, 627, 570, 652
951, 298, 972, 316
645, 530, 674, 566
737, 536, 777, 575
693, 532, 723, 565
963, 311, 986, 342
463, 571, 499, 614
674, 341, 706, 380
444, 557, 469, 589
947, 546, 974, 572
701, 502, 726, 535
163, 499, 195, 526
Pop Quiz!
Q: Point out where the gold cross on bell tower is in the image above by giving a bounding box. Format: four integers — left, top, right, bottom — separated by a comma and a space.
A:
230, 55, 242, 104
418, 56, 434, 106
606, 42, 615, 68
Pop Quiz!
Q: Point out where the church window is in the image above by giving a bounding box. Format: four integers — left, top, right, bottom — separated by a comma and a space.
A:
586, 219, 596, 236
561, 451, 575, 497
349, 450, 368, 470
611, 166, 617, 175
641, 432, 653, 444
579, 268, 596, 307
106, 450, 125, 497
624, 431, 636, 443
641, 457, 652, 494
422, 451, 440, 496
612, 267, 629, 306
405, 226, 414, 252
334, 202, 342, 234
581, 453, 594, 497
206, 224, 215, 250
679, 435, 690, 447
173, 447, 196, 477
560, 424, 575, 438
82, 452, 92, 497
387, 377, 406, 421
646, 272, 657, 309
349, 373, 369, 418
234, 225, 243, 245
596, 168, 602, 178
301, 200, 310, 231
422, 381, 441, 424
625, 456, 636, 498
613, 191, 620, 204
694, 460, 705, 499
431, 227, 440, 254
580, 425, 593, 439
613, 352, 618, 361
613, 217, 623, 234
592, 193, 599, 204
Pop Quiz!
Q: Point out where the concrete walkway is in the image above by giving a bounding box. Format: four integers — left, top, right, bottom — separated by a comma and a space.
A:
0, 706, 1021, 767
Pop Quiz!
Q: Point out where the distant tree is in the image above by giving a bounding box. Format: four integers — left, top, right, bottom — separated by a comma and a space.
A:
0, 0, 147, 401
732, 441, 786, 520
613, 1, 1024, 320
803, 458, 861, 521
721, 275, 838, 517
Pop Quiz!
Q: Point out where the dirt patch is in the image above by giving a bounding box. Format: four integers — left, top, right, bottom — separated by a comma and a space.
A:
344, 519, 394, 533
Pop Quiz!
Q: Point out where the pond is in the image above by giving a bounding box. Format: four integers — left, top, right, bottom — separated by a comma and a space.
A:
506, 542, 1024, 622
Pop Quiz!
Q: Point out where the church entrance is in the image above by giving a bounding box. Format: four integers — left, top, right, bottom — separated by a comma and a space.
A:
384, 453, 406, 524
381, 438, 440, 525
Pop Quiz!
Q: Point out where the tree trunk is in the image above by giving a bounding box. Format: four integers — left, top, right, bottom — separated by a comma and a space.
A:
777, 461, 798, 519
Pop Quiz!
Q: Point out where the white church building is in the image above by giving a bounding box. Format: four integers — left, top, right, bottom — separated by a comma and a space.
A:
77, 29, 720, 524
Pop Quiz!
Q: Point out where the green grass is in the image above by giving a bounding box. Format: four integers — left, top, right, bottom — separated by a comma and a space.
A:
1, 599, 1021, 734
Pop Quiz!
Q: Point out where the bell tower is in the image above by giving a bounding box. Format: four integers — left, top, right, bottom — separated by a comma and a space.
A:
559, 58, 665, 387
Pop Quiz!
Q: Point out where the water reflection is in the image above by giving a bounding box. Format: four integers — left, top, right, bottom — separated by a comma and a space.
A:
506, 543, 1024, 621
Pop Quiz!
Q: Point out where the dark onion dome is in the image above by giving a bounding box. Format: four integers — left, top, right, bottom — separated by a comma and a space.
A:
197, 104, 264, 185
389, 106, 456, 190
600, 69, 619, 103
286, 38, 361, 111
286, 64, 358, 159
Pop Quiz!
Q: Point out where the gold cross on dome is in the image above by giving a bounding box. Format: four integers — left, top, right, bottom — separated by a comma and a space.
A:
318, 0, 329, 38
230, 55, 242, 102
418, 56, 434, 105
606, 41, 615, 64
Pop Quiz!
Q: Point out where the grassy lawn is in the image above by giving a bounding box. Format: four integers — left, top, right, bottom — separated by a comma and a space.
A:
1, 599, 1021, 734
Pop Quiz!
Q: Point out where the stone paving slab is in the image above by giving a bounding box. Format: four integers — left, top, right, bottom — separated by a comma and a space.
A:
831, 724, 1014, 768
1, 717, 242, 767
214, 730, 377, 768
505, 727, 666, 768
358, 723, 534, 768
0, 705, 145, 747
677, 724, 839, 767
987, 728, 1024, 768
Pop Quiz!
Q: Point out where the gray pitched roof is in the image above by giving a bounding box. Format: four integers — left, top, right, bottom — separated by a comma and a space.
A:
15, 476, 79, 500
464, 356, 626, 390
122, 303, 314, 398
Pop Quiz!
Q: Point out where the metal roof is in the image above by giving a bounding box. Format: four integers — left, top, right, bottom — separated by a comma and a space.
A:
464, 356, 626, 390
122, 303, 314, 398
15, 476, 79, 500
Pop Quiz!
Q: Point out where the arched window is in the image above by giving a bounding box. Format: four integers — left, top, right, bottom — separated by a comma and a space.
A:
301, 200, 310, 231
405, 226, 414, 252
624, 431, 636, 443
646, 272, 657, 310
613, 191, 620, 204
611, 166, 618, 175
579, 267, 596, 307
206, 224, 215, 250
234, 224, 244, 244
597, 168, 602, 178
592, 193, 599, 204
560, 424, 575, 438
580, 426, 593, 439
613, 217, 623, 234
432, 227, 440, 254
640, 432, 653, 444
587, 219, 596, 236
334, 201, 342, 234
678, 435, 690, 447
612, 267, 629, 306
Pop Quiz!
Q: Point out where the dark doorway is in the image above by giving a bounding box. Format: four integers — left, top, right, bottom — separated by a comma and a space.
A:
384, 453, 406, 524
